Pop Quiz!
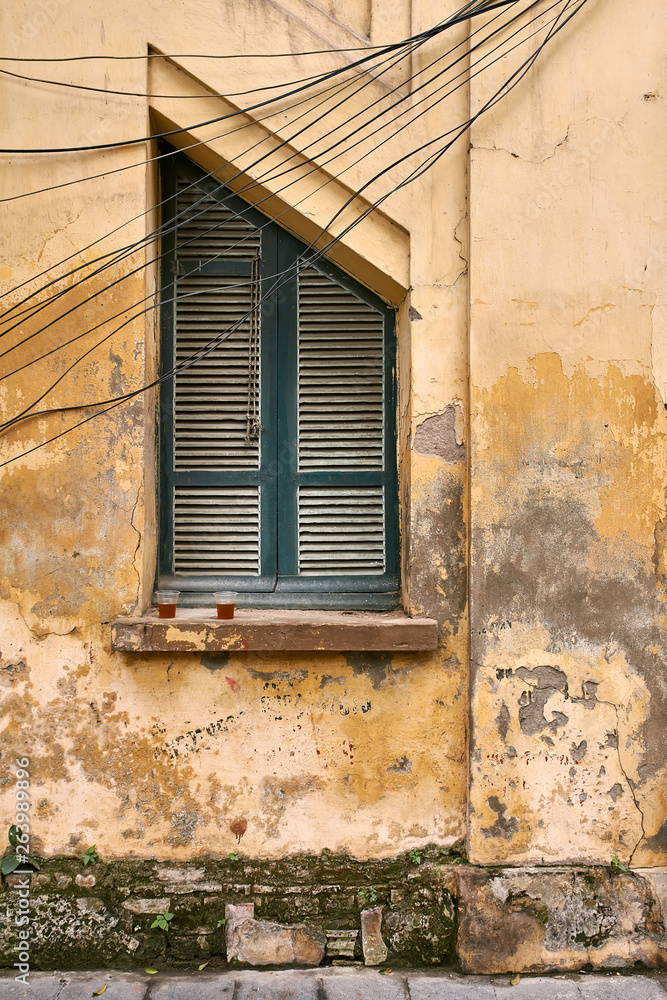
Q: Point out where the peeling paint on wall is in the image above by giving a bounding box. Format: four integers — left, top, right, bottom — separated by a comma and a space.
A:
469, 357, 667, 865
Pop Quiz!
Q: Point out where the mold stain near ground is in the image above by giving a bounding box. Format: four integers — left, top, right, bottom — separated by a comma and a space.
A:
0, 848, 460, 970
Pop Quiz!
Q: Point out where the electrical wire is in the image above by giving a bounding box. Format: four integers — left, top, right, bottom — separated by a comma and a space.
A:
0, 21, 421, 321
2, 0, 587, 466
0, 0, 564, 389
0, 0, 514, 341
0, 0, 544, 356
0, 41, 448, 61
0, 27, 418, 204
0, 1, 515, 153
0, 2, 456, 304
0, 54, 376, 300
0, 0, 544, 360
0, 58, 389, 100
0, 19, 431, 343
2, 0, 552, 399
0, 0, 585, 453
0, 0, 493, 327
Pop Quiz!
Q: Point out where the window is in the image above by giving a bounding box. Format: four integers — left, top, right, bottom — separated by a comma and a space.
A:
157, 152, 399, 609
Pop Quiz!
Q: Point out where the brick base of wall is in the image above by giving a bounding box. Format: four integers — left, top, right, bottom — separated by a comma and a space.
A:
1, 849, 665, 973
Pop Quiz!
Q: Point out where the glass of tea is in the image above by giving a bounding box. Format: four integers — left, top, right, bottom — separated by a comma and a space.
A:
155, 590, 180, 618
214, 592, 237, 620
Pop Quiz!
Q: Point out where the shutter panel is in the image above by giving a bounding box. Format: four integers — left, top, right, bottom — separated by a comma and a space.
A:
161, 156, 398, 601
171, 179, 263, 576
174, 274, 259, 470
297, 267, 384, 470
296, 267, 387, 577
298, 486, 385, 575
174, 485, 260, 575
175, 181, 261, 258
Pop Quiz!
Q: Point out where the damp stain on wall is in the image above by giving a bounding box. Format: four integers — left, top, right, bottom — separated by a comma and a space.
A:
469, 355, 667, 865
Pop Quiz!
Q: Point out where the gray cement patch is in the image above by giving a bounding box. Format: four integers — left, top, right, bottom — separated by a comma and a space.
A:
491, 976, 579, 997
0, 973, 150, 1000
146, 974, 235, 1000
322, 970, 408, 999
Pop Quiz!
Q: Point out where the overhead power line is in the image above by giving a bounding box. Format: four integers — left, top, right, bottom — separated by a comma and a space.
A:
0, 0, 589, 468
0, 1, 519, 153
0, 0, 493, 322
0, 20, 429, 332
1, 0, 553, 362
1, 0, 537, 380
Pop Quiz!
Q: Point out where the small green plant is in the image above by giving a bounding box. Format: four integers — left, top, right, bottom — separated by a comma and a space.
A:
82, 845, 99, 867
151, 912, 174, 932
217, 918, 226, 928
226, 850, 240, 862
1, 826, 41, 875
357, 887, 379, 906
448, 840, 467, 864
408, 848, 422, 866
610, 856, 628, 874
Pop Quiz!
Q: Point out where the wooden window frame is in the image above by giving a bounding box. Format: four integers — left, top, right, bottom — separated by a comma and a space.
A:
156, 151, 399, 610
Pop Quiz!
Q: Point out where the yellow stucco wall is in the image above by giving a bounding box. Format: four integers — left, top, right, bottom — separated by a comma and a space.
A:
0, 0, 665, 868
468, 0, 667, 866
0, 0, 469, 860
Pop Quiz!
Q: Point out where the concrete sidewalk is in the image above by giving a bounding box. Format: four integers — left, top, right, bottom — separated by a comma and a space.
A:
2, 968, 667, 999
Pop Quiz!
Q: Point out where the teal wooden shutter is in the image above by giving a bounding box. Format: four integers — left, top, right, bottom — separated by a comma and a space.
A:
297, 266, 386, 576
159, 151, 398, 606
173, 181, 261, 575
273, 232, 398, 599
158, 161, 278, 595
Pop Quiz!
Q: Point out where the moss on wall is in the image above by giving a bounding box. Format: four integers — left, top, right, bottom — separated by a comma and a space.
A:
0, 847, 461, 970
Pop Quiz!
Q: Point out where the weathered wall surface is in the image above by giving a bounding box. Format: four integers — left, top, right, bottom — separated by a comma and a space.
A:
2, 0, 667, 975
0, 0, 469, 861
468, 0, 667, 865
0, 604, 466, 858
0, 852, 459, 969
0, 0, 665, 943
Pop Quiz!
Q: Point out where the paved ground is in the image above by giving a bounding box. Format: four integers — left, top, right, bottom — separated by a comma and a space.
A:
2, 969, 667, 1000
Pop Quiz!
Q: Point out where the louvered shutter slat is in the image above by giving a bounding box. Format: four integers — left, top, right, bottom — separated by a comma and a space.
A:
297, 266, 384, 480
162, 165, 397, 592
298, 486, 386, 575
173, 486, 260, 575
172, 179, 262, 576
175, 184, 261, 258
297, 267, 387, 577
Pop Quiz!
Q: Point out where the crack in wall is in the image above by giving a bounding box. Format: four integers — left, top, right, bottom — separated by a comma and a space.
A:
453, 211, 469, 280
13, 598, 79, 641
471, 115, 622, 164
129, 490, 142, 612
410, 270, 468, 293
53, 979, 68, 1000
595, 696, 646, 865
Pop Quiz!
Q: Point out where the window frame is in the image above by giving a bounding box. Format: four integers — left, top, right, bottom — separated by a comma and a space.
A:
156, 151, 399, 609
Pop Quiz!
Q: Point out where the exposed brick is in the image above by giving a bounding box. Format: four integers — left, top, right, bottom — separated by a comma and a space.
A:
361, 907, 388, 966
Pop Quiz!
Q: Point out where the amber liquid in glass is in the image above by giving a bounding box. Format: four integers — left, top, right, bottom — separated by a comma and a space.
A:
216, 603, 235, 620
158, 605, 177, 619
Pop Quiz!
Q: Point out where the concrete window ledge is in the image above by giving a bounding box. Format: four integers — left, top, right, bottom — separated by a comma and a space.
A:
110, 609, 438, 653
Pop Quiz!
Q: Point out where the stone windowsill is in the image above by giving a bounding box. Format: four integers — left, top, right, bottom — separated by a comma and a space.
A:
110, 608, 438, 653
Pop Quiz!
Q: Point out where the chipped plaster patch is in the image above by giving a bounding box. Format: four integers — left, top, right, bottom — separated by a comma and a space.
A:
413, 405, 466, 464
